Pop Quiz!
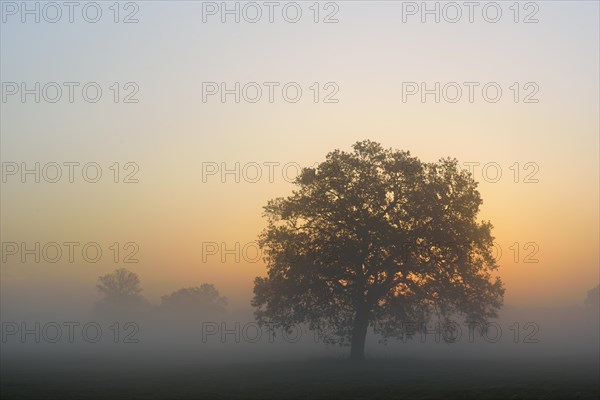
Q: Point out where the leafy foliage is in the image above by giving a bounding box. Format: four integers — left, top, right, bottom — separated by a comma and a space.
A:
252, 140, 504, 357
95, 268, 148, 314
160, 284, 227, 316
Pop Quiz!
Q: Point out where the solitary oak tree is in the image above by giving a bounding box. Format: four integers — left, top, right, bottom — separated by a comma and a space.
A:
252, 140, 504, 360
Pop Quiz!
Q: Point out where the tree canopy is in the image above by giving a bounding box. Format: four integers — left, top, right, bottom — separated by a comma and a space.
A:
160, 284, 227, 317
95, 268, 147, 314
585, 285, 599, 309
252, 140, 504, 360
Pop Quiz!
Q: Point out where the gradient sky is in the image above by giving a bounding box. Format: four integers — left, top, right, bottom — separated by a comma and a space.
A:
1, 1, 598, 311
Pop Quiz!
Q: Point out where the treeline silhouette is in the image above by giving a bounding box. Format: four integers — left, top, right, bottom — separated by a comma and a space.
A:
93, 268, 227, 319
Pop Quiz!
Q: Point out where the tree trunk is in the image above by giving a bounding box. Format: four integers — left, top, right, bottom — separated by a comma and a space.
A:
349, 305, 370, 362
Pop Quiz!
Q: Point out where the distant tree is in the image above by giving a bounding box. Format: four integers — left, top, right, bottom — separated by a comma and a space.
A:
160, 284, 227, 317
95, 268, 148, 314
584, 285, 599, 309
252, 140, 504, 361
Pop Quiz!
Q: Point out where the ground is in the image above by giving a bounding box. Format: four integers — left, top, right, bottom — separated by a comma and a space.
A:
1, 355, 598, 399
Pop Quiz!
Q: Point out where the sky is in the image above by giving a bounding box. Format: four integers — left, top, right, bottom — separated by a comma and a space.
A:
1, 1, 598, 312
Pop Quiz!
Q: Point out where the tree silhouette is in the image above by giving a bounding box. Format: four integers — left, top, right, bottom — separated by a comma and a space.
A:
584, 285, 599, 309
252, 140, 504, 360
160, 284, 227, 317
95, 268, 147, 314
